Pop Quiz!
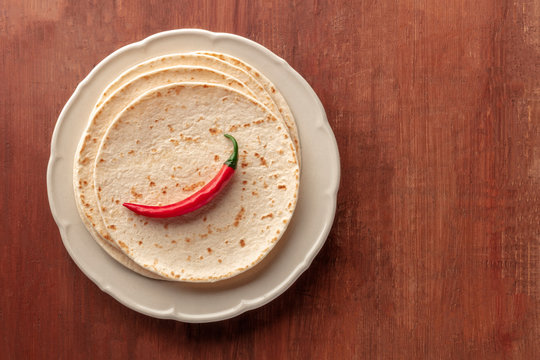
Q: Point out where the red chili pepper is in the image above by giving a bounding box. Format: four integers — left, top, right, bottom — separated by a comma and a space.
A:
123, 134, 238, 218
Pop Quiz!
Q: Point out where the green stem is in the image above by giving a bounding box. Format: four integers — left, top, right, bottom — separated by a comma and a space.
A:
223, 134, 238, 169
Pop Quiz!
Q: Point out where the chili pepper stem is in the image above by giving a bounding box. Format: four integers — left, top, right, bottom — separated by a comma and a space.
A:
223, 134, 238, 169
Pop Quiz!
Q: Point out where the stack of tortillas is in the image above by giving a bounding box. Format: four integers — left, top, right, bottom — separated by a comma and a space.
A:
73, 52, 300, 282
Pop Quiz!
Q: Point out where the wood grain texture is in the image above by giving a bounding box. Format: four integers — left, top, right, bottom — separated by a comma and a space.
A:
1, 0, 538, 358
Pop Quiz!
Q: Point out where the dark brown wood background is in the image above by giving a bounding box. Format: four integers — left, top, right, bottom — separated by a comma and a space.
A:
1, 0, 538, 358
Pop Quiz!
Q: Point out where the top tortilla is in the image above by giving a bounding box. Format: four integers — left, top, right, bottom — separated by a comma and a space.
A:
94, 82, 299, 281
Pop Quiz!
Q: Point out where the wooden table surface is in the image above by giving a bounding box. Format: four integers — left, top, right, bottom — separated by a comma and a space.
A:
1, 0, 539, 358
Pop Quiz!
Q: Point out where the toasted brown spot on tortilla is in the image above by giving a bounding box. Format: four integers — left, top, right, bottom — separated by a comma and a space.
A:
259, 157, 267, 166
156, 92, 162, 97
169, 138, 179, 145
218, 259, 222, 263
154, 243, 163, 248
171, 240, 177, 244
252, 191, 258, 196
225, 240, 229, 244
214, 155, 220, 161
200, 256, 204, 260
263, 182, 269, 189
136, 140, 140, 144
242, 180, 248, 185
278, 185, 287, 190
151, 148, 157, 152
167, 124, 175, 132
203, 216, 207, 222
107, 225, 116, 230
261, 213, 273, 220
179, 133, 197, 142
276, 230, 280, 234
138, 241, 143, 245
99, 158, 105, 163
164, 224, 168, 230
127, 150, 134, 155
233, 207, 245, 227
243, 123, 250, 127
149, 125, 153, 129
104, 234, 111, 241
162, 190, 167, 194
185, 238, 191, 243
130, 187, 142, 198
241, 162, 248, 168
240, 239, 246, 247
207, 248, 212, 253
149, 181, 155, 187
208, 127, 218, 135
144, 221, 148, 225
183, 181, 205, 192
118, 241, 128, 250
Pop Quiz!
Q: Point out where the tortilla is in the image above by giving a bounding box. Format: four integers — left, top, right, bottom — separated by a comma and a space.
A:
74, 66, 251, 277
94, 83, 299, 281
94, 53, 301, 164
96, 54, 276, 115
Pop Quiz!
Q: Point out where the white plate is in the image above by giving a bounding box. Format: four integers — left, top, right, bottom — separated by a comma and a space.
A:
47, 29, 340, 323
